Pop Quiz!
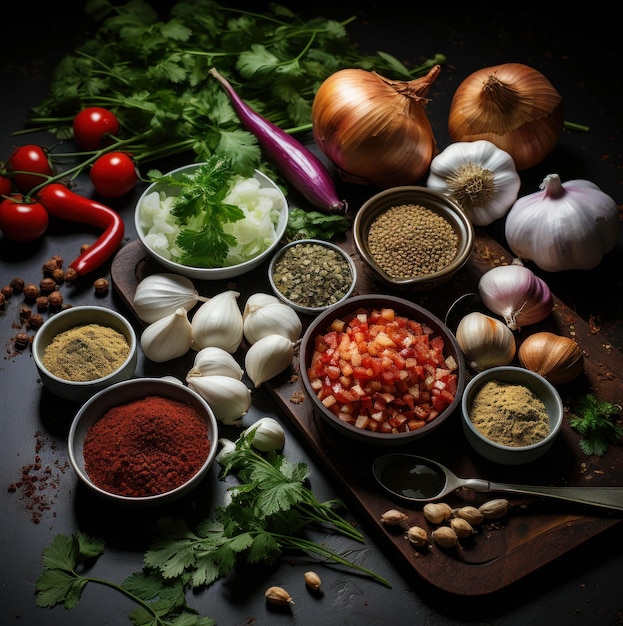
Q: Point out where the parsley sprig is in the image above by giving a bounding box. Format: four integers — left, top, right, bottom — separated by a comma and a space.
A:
569, 393, 622, 456
35, 429, 389, 623
18, 0, 445, 180
144, 428, 390, 587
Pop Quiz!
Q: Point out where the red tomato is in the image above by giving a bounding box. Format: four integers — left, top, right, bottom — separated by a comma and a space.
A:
90, 152, 138, 198
307, 307, 457, 434
73, 107, 121, 150
0, 175, 12, 195
0, 195, 49, 242
6, 145, 53, 193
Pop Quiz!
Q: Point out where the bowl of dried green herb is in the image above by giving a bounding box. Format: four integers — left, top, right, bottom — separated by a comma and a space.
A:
353, 186, 474, 291
268, 239, 357, 315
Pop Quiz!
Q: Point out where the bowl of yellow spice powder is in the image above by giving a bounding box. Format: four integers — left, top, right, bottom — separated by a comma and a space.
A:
461, 366, 564, 465
353, 186, 474, 291
33, 306, 138, 403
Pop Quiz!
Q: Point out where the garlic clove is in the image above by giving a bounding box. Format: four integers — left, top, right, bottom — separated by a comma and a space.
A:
216, 438, 237, 464
133, 272, 207, 323
187, 346, 244, 380
244, 333, 295, 387
245, 416, 285, 452
191, 290, 244, 353
518, 331, 584, 384
186, 374, 251, 425
243, 301, 302, 345
140, 307, 193, 362
242, 292, 281, 320
455, 311, 516, 371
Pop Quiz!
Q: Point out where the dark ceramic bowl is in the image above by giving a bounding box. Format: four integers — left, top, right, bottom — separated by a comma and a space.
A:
68, 378, 219, 505
299, 294, 465, 446
353, 186, 474, 291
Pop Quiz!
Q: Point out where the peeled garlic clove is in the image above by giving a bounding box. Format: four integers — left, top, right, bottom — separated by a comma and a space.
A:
191, 290, 243, 353
518, 331, 584, 384
140, 307, 193, 362
303, 571, 322, 591
431, 526, 460, 549
450, 517, 474, 539
423, 502, 453, 525
265, 586, 294, 605
245, 417, 285, 452
244, 334, 294, 387
455, 311, 516, 371
216, 438, 237, 464
243, 301, 302, 345
405, 525, 429, 548
187, 346, 244, 380
380, 509, 408, 526
133, 273, 207, 323
187, 374, 251, 425
478, 498, 509, 519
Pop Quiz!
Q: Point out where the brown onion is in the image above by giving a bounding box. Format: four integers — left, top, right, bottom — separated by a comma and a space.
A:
448, 63, 564, 170
518, 331, 584, 384
312, 65, 440, 188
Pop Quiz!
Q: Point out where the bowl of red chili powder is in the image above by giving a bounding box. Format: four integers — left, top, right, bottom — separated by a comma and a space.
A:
68, 377, 219, 504
299, 294, 465, 446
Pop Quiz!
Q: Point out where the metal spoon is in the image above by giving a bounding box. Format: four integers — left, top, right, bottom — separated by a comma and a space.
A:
372, 453, 623, 512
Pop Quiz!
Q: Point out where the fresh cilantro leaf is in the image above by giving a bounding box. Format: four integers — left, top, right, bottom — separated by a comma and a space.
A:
285, 207, 351, 241
569, 393, 622, 456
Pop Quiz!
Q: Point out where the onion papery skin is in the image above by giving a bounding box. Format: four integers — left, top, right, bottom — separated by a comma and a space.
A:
448, 63, 564, 171
312, 66, 440, 188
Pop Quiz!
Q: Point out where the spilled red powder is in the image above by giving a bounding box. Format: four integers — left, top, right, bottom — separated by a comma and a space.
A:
83, 395, 210, 497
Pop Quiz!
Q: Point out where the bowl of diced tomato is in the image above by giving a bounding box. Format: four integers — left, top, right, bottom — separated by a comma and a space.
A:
299, 294, 465, 445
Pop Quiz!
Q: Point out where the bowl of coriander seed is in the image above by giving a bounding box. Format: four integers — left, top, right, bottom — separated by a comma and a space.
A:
353, 186, 474, 291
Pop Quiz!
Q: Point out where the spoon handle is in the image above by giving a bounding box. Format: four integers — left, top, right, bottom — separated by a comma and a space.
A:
485, 482, 623, 512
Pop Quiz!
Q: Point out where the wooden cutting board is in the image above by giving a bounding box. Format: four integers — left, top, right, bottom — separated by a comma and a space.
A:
112, 230, 622, 596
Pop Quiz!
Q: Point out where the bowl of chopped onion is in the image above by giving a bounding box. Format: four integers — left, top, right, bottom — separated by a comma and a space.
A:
134, 160, 289, 280
352, 186, 474, 291
299, 294, 466, 446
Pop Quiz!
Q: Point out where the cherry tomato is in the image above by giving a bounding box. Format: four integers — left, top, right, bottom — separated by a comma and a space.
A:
6, 145, 53, 193
0, 195, 49, 242
0, 175, 12, 196
73, 107, 121, 150
90, 152, 138, 198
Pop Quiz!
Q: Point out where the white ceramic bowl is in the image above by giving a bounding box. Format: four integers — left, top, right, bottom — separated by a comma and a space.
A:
461, 366, 564, 465
268, 239, 357, 315
135, 163, 289, 280
353, 186, 474, 291
32, 305, 137, 403
68, 378, 219, 505
299, 294, 465, 446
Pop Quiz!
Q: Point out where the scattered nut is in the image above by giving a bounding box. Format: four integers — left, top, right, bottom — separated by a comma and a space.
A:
479, 498, 509, 520
14, 333, 30, 350
380, 509, 409, 527
23, 284, 39, 300
28, 313, 44, 329
431, 526, 460, 549
304, 571, 322, 591
9, 278, 24, 293
405, 525, 429, 548
51, 268, 65, 284
455, 505, 484, 526
80, 243, 91, 254
39, 277, 57, 294
64, 267, 78, 283
41, 260, 58, 275
1, 285, 14, 299
36, 296, 49, 312
48, 291, 64, 310
0, 293, 5, 310
93, 278, 109, 294
423, 502, 453, 525
450, 517, 474, 539
19, 306, 32, 322
265, 586, 294, 606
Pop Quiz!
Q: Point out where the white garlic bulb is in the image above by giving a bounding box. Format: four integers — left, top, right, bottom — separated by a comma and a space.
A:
187, 346, 244, 380
191, 290, 244, 353
216, 437, 237, 464
186, 374, 251, 425
243, 293, 281, 319
133, 273, 207, 323
140, 307, 193, 362
455, 311, 516, 371
243, 301, 302, 345
245, 417, 286, 452
245, 333, 295, 387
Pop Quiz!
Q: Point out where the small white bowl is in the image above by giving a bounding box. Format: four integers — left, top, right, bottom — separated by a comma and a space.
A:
135, 163, 288, 280
461, 366, 564, 465
32, 306, 137, 403
68, 378, 218, 505
268, 239, 357, 315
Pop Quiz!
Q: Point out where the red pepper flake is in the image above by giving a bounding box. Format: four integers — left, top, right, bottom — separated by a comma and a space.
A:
6, 431, 69, 524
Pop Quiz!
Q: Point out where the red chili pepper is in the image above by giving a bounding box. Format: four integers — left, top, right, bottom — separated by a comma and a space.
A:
37, 184, 124, 275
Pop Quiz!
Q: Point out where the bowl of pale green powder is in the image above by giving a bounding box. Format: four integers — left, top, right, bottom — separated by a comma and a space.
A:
33, 305, 138, 403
